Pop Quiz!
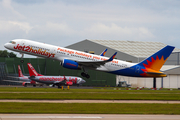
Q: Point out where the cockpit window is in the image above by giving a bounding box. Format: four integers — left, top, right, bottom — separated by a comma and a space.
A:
9, 41, 16, 44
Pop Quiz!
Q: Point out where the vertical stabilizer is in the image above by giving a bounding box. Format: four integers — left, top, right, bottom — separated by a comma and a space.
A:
100, 49, 108, 56
18, 65, 24, 77
27, 63, 43, 76
138, 45, 175, 73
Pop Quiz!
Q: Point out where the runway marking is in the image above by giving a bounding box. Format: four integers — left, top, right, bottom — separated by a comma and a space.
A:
0, 115, 102, 119
1, 114, 180, 120
0, 92, 179, 94
0, 99, 180, 104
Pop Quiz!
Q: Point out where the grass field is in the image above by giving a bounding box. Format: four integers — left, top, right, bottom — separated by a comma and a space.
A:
0, 102, 180, 114
0, 87, 179, 100
0, 87, 179, 93
0, 87, 180, 114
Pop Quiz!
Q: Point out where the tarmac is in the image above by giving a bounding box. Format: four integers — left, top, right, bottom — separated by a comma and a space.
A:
0, 114, 180, 120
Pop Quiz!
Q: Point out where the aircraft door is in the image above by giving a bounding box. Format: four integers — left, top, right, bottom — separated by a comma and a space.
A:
21, 40, 25, 46
135, 66, 140, 74
52, 47, 56, 57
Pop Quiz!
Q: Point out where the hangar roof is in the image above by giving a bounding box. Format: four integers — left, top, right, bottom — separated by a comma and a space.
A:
89, 40, 180, 58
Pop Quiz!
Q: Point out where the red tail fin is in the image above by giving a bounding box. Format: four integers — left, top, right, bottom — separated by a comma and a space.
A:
63, 75, 66, 80
27, 63, 43, 76
18, 65, 24, 77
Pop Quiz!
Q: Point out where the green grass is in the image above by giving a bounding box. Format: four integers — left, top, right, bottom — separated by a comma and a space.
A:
0, 87, 179, 100
0, 92, 180, 100
0, 102, 179, 114
0, 86, 179, 93
0, 87, 180, 114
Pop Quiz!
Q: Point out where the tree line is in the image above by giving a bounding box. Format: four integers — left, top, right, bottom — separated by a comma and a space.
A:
0, 50, 16, 58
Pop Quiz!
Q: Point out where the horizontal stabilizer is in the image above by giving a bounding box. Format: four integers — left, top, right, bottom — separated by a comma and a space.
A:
145, 72, 167, 77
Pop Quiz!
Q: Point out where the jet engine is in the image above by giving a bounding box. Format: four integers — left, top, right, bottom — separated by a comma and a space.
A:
65, 81, 73, 86
61, 59, 81, 70
22, 82, 27, 87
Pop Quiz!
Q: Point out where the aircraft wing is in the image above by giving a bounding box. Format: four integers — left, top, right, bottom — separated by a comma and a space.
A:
2, 80, 31, 83
53, 80, 66, 84
77, 52, 117, 68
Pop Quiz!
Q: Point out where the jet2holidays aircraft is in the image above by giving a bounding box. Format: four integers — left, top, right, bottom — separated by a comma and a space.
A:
17, 65, 37, 87
3, 65, 39, 87
4, 39, 175, 78
27, 63, 86, 88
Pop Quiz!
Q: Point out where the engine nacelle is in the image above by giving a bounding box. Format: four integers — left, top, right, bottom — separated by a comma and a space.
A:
66, 81, 73, 86
22, 82, 27, 87
61, 59, 81, 70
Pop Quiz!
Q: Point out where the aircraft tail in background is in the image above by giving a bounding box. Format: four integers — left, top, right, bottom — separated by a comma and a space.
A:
27, 63, 43, 76
18, 65, 24, 77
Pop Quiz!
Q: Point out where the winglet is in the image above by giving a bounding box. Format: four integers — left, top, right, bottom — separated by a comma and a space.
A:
107, 52, 117, 61
100, 49, 108, 56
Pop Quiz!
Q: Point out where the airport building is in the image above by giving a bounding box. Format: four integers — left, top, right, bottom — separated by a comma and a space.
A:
0, 39, 180, 88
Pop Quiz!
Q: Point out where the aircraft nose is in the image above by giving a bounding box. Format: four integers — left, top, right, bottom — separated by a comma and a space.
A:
4, 43, 9, 48
81, 79, 86, 84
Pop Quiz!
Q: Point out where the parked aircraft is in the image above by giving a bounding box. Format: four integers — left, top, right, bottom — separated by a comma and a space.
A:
3, 65, 38, 87
4, 39, 175, 78
27, 63, 86, 88
17, 65, 37, 87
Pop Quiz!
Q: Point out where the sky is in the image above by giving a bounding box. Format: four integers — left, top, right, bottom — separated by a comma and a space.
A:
0, 0, 180, 57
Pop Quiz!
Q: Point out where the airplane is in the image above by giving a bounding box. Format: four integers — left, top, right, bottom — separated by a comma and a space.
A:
4, 39, 175, 78
17, 65, 37, 87
27, 63, 86, 88
3, 65, 39, 87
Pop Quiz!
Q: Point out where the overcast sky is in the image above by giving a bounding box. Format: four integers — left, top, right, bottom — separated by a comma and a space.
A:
0, 0, 180, 57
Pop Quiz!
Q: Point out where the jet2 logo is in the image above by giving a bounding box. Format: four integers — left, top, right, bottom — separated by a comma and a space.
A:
14, 44, 55, 58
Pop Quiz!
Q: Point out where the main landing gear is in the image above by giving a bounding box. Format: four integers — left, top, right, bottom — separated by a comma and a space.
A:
81, 67, 90, 79
20, 53, 24, 63
81, 72, 90, 79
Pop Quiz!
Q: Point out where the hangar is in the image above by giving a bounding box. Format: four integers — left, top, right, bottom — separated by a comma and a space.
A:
66, 39, 180, 88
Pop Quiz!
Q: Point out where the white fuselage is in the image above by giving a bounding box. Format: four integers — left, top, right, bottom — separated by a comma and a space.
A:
4, 39, 135, 72
30, 76, 85, 85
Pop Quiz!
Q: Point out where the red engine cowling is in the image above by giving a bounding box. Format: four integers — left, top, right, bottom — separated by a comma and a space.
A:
66, 81, 73, 86
22, 82, 27, 87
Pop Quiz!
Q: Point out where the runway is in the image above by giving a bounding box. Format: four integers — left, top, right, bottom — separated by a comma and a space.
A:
0, 99, 180, 104
0, 114, 180, 120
